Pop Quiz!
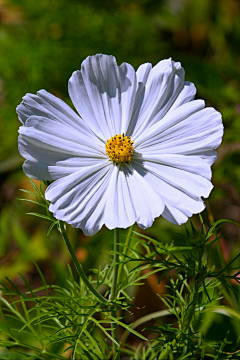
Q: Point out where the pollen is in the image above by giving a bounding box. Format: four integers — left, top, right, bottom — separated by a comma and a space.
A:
105, 133, 134, 164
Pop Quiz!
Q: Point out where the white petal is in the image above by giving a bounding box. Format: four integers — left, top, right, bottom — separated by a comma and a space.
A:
119, 62, 137, 134
22, 154, 103, 180
133, 159, 205, 224
123, 162, 165, 229
131, 59, 185, 139
134, 99, 205, 148
19, 134, 103, 166
24, 115, 104, 150
19, 119, 105, 158
104, 165, 136, 230
45, 161, 113, 236
136, 62, 152, 84
116, 166, 137, 227
16, 90, 95, 140
191, 150, 217, 165
168, 81, 197, 113
138, 159, 213, 199
136, 106, 223, 155
68, 54, 137, 140
162, 205, 189, 225
126, 62, 152, 136
134, 153, 212, 179
18, 116, 107, 180
23, 161, 77, 180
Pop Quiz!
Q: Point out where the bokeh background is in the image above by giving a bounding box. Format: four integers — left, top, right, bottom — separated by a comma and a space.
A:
0, 0, 240, 353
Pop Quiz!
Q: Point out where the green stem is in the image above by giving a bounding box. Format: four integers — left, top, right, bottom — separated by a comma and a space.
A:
59, 221, 107, 304
117, 225, 134, 291
110, 228, 120, 359
111, 228, 120, 301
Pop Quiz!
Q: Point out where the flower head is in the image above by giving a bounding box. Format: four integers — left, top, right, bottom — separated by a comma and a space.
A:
17, 54, 223, 236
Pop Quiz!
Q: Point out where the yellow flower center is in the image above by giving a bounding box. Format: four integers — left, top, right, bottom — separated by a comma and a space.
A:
105, 133, 134, 164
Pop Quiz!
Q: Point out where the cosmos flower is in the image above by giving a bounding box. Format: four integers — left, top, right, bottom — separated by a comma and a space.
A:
17, 54, 223, 236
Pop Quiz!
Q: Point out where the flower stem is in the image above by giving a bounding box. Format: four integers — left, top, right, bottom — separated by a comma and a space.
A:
59, 221, 107, 304
110, 228, 120, 359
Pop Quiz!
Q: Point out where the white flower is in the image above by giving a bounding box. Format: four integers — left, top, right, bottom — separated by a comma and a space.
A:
17, 54, 223, 236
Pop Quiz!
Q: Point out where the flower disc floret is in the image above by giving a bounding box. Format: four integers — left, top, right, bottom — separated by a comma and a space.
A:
105, 133, 134, 164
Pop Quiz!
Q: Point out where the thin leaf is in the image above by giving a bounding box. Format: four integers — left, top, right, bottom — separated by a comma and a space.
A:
207, 219, 240, 239
17, 198, 47, 208
108, 315, 148, 341
28, 177, 44, 197
26, 212, 52, 221
19, 189, 41, 197
34, 262, 50, 296
90, 317, 119, 346
5, 277, 22, 295
47, 220, 58, 236
17, 273, 35, 298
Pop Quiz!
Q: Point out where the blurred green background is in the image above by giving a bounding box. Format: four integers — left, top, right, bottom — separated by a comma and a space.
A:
0, 0, 240, 353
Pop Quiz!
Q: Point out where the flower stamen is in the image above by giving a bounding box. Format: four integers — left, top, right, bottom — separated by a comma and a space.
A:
105, 133, 134, 164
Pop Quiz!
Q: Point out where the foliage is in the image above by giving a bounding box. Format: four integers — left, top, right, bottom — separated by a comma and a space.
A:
0, 181, 240, 359
0, 255, 147, 359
